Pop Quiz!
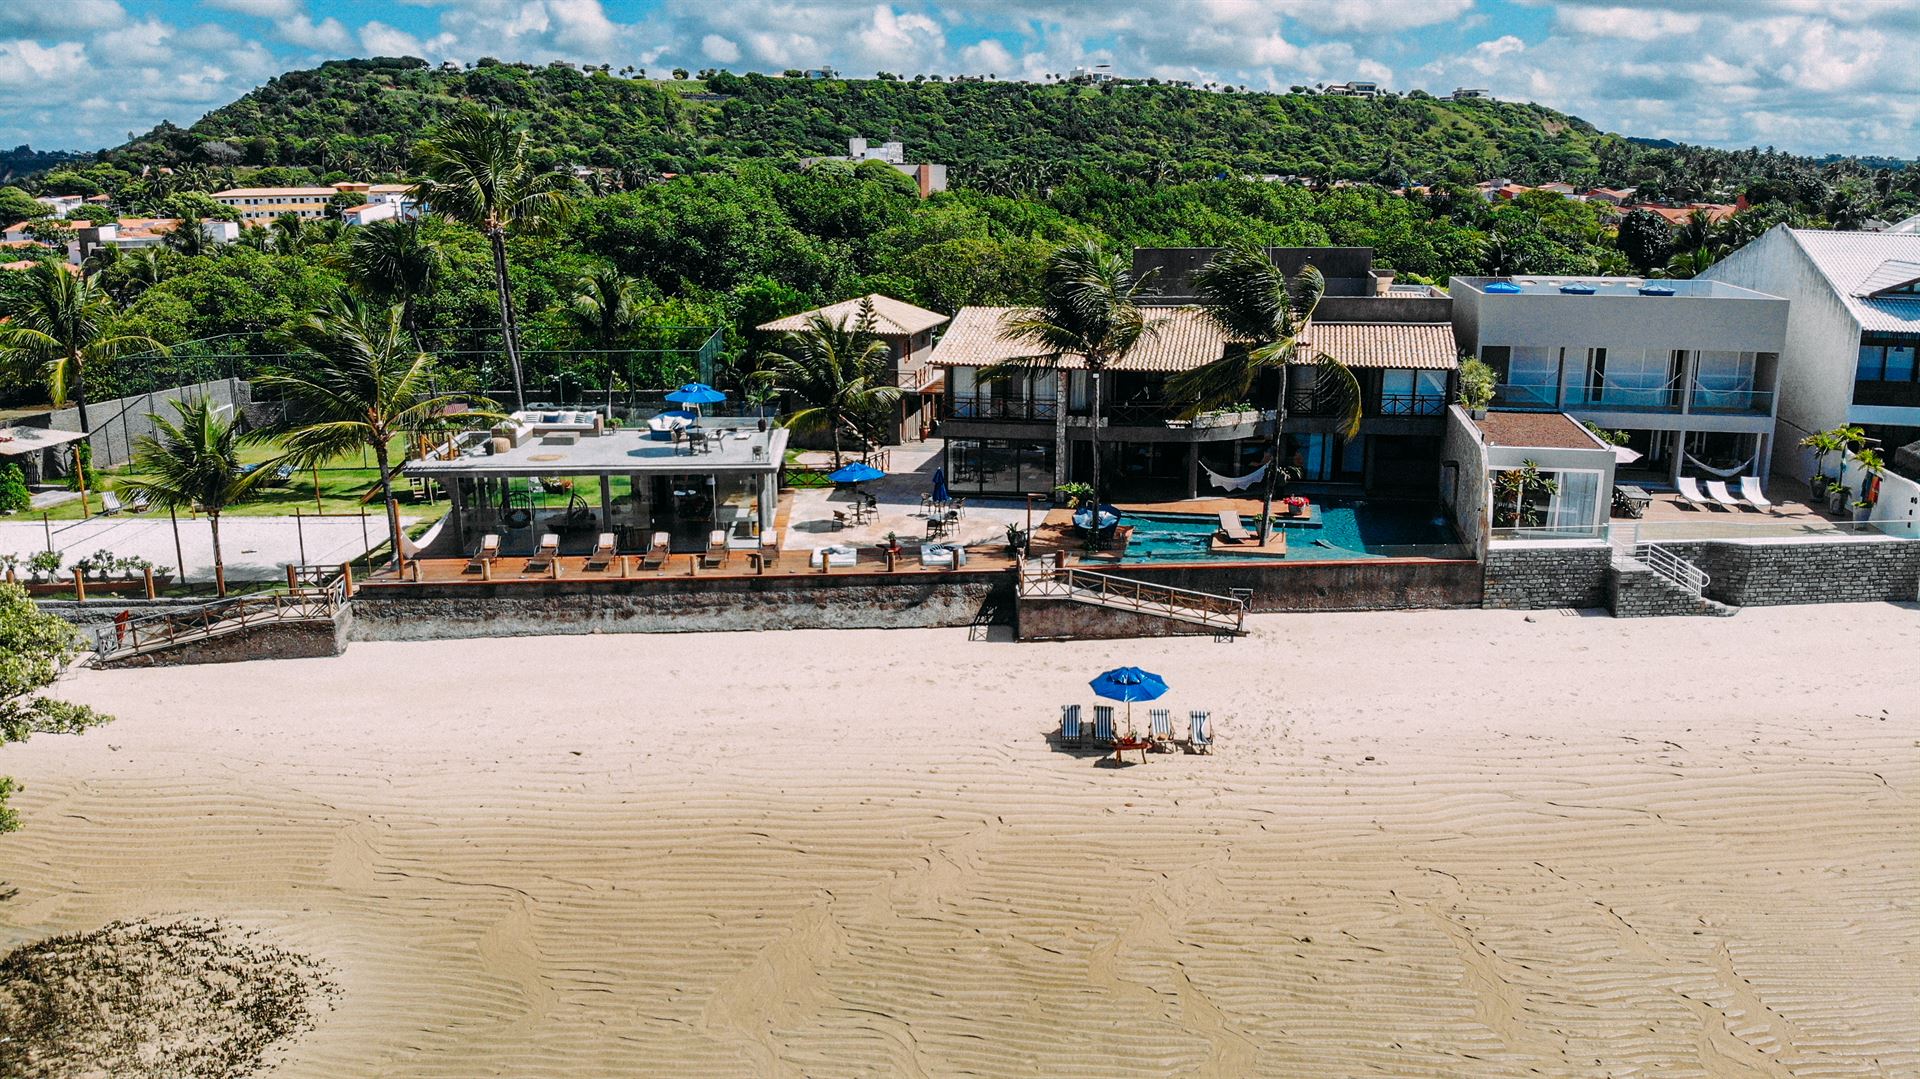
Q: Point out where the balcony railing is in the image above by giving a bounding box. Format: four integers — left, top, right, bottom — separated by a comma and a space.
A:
1852, 379, 1920, 409
1563, 376, 1685, 412
1492, 382, 1560, 410
950, 394, 1058, 421
1688, 384, 1772, 414
1374, 392, 1449, 417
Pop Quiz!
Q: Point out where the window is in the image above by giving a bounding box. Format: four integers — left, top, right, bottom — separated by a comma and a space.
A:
1859, 334, 1920, 382
945, 438, 1054, 494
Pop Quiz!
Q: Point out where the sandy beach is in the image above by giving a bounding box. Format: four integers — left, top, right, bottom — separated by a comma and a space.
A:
2, 605, 1917, 1076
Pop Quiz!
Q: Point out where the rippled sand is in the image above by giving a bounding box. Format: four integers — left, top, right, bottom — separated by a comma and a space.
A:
2, 605, 1916, 1076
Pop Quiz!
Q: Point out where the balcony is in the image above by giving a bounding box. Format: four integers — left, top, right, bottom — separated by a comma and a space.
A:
1289, 388, 1449, 418
950, 394, 1058, 422
1688, 384, 1773, 414
1492, 382, 1560, 411
1562, 377, 1685, 413
1852, 379, 1920, 409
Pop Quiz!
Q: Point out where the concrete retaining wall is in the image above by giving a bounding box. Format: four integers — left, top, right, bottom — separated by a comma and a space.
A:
100, 608, 351, 667
1016, 597, 1221, 641
1483, 542, 1612, 610
1080, 558, 1482, 612
1655, 537, 1920, 607
37, 378, 252, 471
350, 572, 1013, 639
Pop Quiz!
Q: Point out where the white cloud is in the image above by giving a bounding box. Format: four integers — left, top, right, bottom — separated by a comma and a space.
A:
359, 20, 425, 57
702, 33, 740, 63
201, 0, 301, 17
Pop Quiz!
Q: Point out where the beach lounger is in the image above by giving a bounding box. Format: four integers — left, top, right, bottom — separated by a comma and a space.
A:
1188, 711, 1214, 754
1737, 475, 1773, 514
1704, 479, 1744, 509
464, 533, 501, 573
641, 531, 670, 569
524, 533, 559, 574
584, 532, 616, 571
701, 529, 730, 568
920, 543, 963, 568
128, 490, 150, 513
100, 492, 123, 515
1149, 708, 1173, 744
809, 545, 858, 568
1676, 476, 1713, 510
1061, 704, 1084, 745
1092, 706, 1116, 745
1217, 510, 1250, 543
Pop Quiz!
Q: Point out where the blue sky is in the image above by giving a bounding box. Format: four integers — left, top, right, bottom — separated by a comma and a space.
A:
2, 1, 1915, 158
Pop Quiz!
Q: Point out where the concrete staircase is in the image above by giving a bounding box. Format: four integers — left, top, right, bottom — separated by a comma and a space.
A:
1608, 545, 1735, 618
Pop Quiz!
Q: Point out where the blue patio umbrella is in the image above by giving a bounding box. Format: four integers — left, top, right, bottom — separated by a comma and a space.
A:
931, 466, 950, 503
828, 461, 885, 484
664, 382, 727, 417
1089, 665, 1169, 734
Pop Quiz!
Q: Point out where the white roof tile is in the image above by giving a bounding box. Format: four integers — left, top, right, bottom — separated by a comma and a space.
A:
756, 294, 949, 336
1787, 229, 1920, 333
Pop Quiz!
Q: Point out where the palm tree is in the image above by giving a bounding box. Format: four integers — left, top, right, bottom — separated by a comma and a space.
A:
267, 212, 310, 256
986, 242, 1156, 516
412, 103, 574, 409
164, 213, 210, 256
1166, 244, 1361, 545
121, 397, 276, 597
755, 303, 899, 466
0, 263, 161, 457
564, 266, 645, 409
258, 300, 485, 568
342, 217, 447, 335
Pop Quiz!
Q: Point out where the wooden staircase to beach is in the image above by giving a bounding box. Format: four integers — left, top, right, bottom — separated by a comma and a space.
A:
91, 574, 353, 665
1015, 558, 1248, 639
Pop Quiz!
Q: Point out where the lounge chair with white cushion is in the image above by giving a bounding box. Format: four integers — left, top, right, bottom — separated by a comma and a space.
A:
1188, 711, 1214, 754
1676, 476, 1713, 510
465, 533, 500, 573
920, 543, 968, 568
524, 533, 559, 574
641, 531, 670, 569
1217, 510, 1250, 543
809, 544, 858, 568
1704, 479, 1744, 509
100, 492, 124, 515
585, 532, 616, 571
701, 529, 730, 567
1060, 704, 1084, 745
1738, 475, 1773, 514
1092, 706, 1116, 744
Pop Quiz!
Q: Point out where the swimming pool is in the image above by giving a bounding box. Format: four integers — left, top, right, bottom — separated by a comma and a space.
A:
1115, 499, 1459, 562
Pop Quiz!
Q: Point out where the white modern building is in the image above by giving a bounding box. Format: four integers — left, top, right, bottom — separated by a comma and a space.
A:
1701, 226, 1920, 478
1450, 275, 1790, 485
32, 194, 85, 218
799, 138, 948, 197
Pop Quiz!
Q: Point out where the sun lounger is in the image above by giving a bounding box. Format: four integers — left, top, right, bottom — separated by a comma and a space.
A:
1217, 510, 1250, 543
701, 529, 730, 567
1676, 476, 1712, 510
809, 545, 858, 568
1092, 706, 1116, 745
1737, 475, 1773, 514
1188, 711, 1214, 754
920, 543, 967, 568
128, 490, 150, 513
1061, 704, 1084, 745
1704, 479, 1744, 509
524, 533, 559, 574
464, 533, 501, 573
585, 532, 616, 571
100, 491, 123, 515
641, 531, 670, 569
1149, 709, 1172, 743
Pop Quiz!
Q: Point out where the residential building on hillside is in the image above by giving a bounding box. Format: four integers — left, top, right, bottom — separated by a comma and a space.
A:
32, 194, 84, 218
930, 247, 1459, 499
1, 217, 239, 263
1451, 275, 1789, 484
1323, 81, 1382, 98
214, 181, 417, 226
1702, 226, 1920, 476
799, 138, 949, 197
755, 294, 951, 444
1450, 87, 1489, 100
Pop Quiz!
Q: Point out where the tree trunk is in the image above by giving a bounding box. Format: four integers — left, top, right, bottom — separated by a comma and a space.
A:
70, 352, 92, 515
373, 438, 405, 570
1087, 366, 1103, 520
830, 414, 842, 468
209, 512, 227, 597
1256, 363, 1289, 546
489, 229, 525, 409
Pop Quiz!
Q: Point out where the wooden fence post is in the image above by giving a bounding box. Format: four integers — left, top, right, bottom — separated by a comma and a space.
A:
286, 564, 299, 592
143, 565, 156, 599
72, 569, 86, 602
340, 562, 354, 596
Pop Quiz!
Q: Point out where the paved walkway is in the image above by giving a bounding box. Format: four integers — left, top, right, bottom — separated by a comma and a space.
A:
782, 444, 1038, 552
0, 512, 400, 583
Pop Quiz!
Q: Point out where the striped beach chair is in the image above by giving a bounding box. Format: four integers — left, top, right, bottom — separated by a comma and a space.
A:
1188, 711, 1214, 754
1148, 709, 1172, 744
1092, 706, 1116, 744
1060, 704, 1084, 745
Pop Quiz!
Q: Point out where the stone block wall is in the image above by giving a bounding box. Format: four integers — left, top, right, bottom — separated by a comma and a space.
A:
1606, 556, 1734, 618
1654, 537, 1920, 607
1482, 542, 1611, 610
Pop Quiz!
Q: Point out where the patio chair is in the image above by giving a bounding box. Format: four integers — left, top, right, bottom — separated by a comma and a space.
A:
1149, 708, 1173, 743
1704, 479, 1744, 510
524, 533, 559, 574
701, 530, 730, 567
100, 491, 124, 515
584, 532, 616, 572
1092, 706, 1116, 745
1061, 704, 1084, 745
464, 533, 501, 573
128, 490, 151, 513
1738, 475, 1773, 514
833, 510, 851, 530
1676, 476, 1713, 510
641, 531, 670, 570
1188, 711, 1214, 754
1216, 510, 1250, 543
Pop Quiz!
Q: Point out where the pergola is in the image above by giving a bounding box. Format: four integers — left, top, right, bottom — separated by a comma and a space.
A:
0, 425, 86, 485
405, 423, 789, 556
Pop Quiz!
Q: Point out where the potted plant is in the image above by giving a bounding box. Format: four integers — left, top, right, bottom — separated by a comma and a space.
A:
880, 530, 901, 555
1005, 521, 1029, 555
1457, 357, 1497, 419
27, 549, 62, 582
1054, 481, 1093, 508
0, 552, 18, 581
79, 548, 116, 581
1284, 494, 1310, 518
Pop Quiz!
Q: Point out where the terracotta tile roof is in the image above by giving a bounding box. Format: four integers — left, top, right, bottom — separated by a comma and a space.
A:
1474, 411, 1602, 450
1298, 322, 1458, 370
757, 293, 950, 336
932, 307, 1458, 373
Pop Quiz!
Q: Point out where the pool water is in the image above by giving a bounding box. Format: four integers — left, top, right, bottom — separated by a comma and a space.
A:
1116, 499, 1457, 562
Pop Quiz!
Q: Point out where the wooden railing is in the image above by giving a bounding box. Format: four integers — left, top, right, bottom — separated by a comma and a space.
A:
93, 572, 349, 659
1018, 558, 1248, 632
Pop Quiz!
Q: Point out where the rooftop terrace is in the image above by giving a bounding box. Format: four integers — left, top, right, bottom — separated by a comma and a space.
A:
1452, 276, 1777, 300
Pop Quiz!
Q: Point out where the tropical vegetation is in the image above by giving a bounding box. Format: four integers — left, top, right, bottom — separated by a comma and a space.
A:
0, 580, 109, 834
755, 300, 899, 465
120, 397, 279, 596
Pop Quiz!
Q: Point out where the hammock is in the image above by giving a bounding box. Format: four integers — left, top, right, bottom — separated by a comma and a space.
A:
1683, 451, 1756, 479
1200, 461, 1268, 492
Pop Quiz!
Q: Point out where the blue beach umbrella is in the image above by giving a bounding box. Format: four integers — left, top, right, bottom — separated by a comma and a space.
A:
931, 466, 950, 503
1090, 666, 1169, 733
828, 461, 885, 484
665, 382, 727, 417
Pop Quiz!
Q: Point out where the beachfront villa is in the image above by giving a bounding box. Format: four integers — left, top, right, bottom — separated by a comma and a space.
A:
930, 247, 1460, 501
1449, 275, 1790, 486
755, 294, 950, 445
1701, 227, 1920, 477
